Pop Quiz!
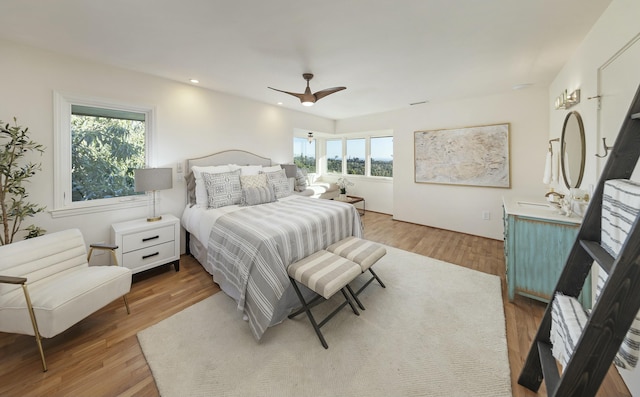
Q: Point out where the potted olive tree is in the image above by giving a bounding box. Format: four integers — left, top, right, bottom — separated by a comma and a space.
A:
0, 118, 46, 245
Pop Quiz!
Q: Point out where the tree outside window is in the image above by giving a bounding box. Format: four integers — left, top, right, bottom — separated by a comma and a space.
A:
71, 106, 146, 202
370, 136, 393, 177
346, 138, 365, 175
326, 139, 343, 173
293, 136, 316, 172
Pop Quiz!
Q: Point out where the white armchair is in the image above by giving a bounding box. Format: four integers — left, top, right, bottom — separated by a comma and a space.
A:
0, 229, 132, 371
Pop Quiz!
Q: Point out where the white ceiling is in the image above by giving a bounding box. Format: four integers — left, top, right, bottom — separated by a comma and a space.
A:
1, 0, 612, 120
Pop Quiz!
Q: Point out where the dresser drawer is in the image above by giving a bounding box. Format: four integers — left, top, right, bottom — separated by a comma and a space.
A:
121, 225, 175, 253
122, 241, 176, 271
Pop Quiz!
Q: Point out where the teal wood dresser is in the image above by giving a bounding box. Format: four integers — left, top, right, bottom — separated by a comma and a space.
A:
503, 197, 591, 308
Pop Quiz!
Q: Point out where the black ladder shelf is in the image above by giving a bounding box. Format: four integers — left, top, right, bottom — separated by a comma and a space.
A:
518, 85, 640, 397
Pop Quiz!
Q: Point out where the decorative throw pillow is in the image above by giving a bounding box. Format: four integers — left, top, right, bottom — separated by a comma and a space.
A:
241, 184, 277, 206
185, 171, 197, 206
192, 165, 231, 207
264, 168, 292, 199
294, 168, 308, 192
202, 169, 242, 208
240, 173, 268, 189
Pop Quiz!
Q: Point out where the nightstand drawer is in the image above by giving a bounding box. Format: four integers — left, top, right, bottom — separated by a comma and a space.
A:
112, 214, 180, 275
122, 225, 175, 253
122, 241, 176, 271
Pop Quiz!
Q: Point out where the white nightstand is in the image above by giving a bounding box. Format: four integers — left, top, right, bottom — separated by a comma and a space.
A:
111, 214, 180, 274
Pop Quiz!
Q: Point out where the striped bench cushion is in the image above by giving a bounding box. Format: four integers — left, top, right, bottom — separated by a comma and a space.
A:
288, 250, 360, 300
327, 237, 386, 271
600, 179, 640, 369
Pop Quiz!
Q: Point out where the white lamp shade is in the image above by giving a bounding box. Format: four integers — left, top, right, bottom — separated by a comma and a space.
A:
134, 168, 173, 192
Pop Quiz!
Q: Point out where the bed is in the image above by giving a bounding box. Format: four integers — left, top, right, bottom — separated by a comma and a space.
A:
181, 150, 363, 340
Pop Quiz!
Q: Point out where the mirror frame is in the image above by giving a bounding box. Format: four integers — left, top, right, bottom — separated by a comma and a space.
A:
560, 111, 586, 189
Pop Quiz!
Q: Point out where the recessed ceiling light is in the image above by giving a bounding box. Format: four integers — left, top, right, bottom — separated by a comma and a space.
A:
189, 79, 200, 84
277, 102, 283, 106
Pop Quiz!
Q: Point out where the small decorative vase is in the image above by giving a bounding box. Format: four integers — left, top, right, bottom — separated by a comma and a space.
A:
339, 188, 347, 201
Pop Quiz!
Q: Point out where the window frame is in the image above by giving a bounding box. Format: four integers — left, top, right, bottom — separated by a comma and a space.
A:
52, 91, 156, 218
345, 137, 366, 176
323, 133, 393, 179
293, 136, 317, 173
325, 138, 344, 174
369, 135, 394, 178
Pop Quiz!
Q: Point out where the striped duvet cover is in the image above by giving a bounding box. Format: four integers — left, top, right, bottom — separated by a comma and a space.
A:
206, 196, 362, 340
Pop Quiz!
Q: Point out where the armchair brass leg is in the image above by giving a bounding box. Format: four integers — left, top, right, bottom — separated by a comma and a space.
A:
123, 294, 131, 315
21, 284, 47, 372
110, 251, 119, 267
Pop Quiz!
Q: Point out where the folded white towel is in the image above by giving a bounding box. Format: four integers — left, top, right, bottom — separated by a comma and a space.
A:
552, 148, 559, 183
543, 151, 552, 184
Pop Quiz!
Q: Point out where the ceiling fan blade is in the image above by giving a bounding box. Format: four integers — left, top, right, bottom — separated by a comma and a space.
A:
313, 86, 347, 101
268, 87, 305, 101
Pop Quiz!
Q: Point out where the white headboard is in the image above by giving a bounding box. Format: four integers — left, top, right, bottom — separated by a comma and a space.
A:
186, 149, 272, 170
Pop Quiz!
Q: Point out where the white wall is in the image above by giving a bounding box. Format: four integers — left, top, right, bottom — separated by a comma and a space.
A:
548, 0, 640, 393
548, 0, 640, 193
0, 39, 334, 253
336, 88, 549, 240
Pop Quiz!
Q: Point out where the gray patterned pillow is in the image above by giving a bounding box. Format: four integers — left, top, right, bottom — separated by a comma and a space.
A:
264, 169, 292, 199
202, 169, 242, 208
241, 184, 277, 206
294, 168, 308, 192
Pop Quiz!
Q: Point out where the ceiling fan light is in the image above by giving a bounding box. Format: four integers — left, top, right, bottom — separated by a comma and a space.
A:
301, 101, 314, 107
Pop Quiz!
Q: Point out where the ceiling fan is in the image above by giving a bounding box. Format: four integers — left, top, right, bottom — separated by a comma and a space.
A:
268, 73, 346, 107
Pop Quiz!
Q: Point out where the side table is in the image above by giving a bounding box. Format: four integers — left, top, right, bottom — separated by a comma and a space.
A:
333, 195, 365, 216
111, 214, 180, 274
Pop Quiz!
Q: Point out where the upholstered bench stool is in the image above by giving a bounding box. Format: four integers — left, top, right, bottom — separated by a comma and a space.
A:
327, 236, 387, 310
288, 250, 362, 349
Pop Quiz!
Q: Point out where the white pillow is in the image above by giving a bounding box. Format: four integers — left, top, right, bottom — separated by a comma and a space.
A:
261, 165, 282, 173
239, 165, 262, 176
192, 165, 231, 207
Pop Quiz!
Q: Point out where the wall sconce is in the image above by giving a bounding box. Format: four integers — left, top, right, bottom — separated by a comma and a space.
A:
555, 89, 581, 110
134, 168, 173, 222
307, 132, 314, 144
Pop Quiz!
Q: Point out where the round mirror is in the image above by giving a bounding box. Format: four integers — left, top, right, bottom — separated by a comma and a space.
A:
560, 111, 586, 189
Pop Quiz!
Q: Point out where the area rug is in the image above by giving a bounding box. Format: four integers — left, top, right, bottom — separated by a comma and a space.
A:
137, 246, 512, 397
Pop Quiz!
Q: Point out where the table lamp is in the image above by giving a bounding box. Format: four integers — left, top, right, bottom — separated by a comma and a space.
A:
134, 168, 173, 221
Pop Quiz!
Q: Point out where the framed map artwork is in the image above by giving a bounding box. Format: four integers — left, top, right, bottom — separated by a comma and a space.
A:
414, 123, 510, 188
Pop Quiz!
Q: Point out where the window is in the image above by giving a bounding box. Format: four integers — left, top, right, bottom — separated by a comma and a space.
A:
293, 136, 316, 172
322, 133, 393, 178
71, 105, 146, 201
326, 139, 343, 173
346, 138, 365, 175
370, 136, 393, 177
53, 92, 153, 216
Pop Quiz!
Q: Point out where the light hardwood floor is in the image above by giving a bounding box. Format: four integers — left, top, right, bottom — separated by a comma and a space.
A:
0, 212, 630, 396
